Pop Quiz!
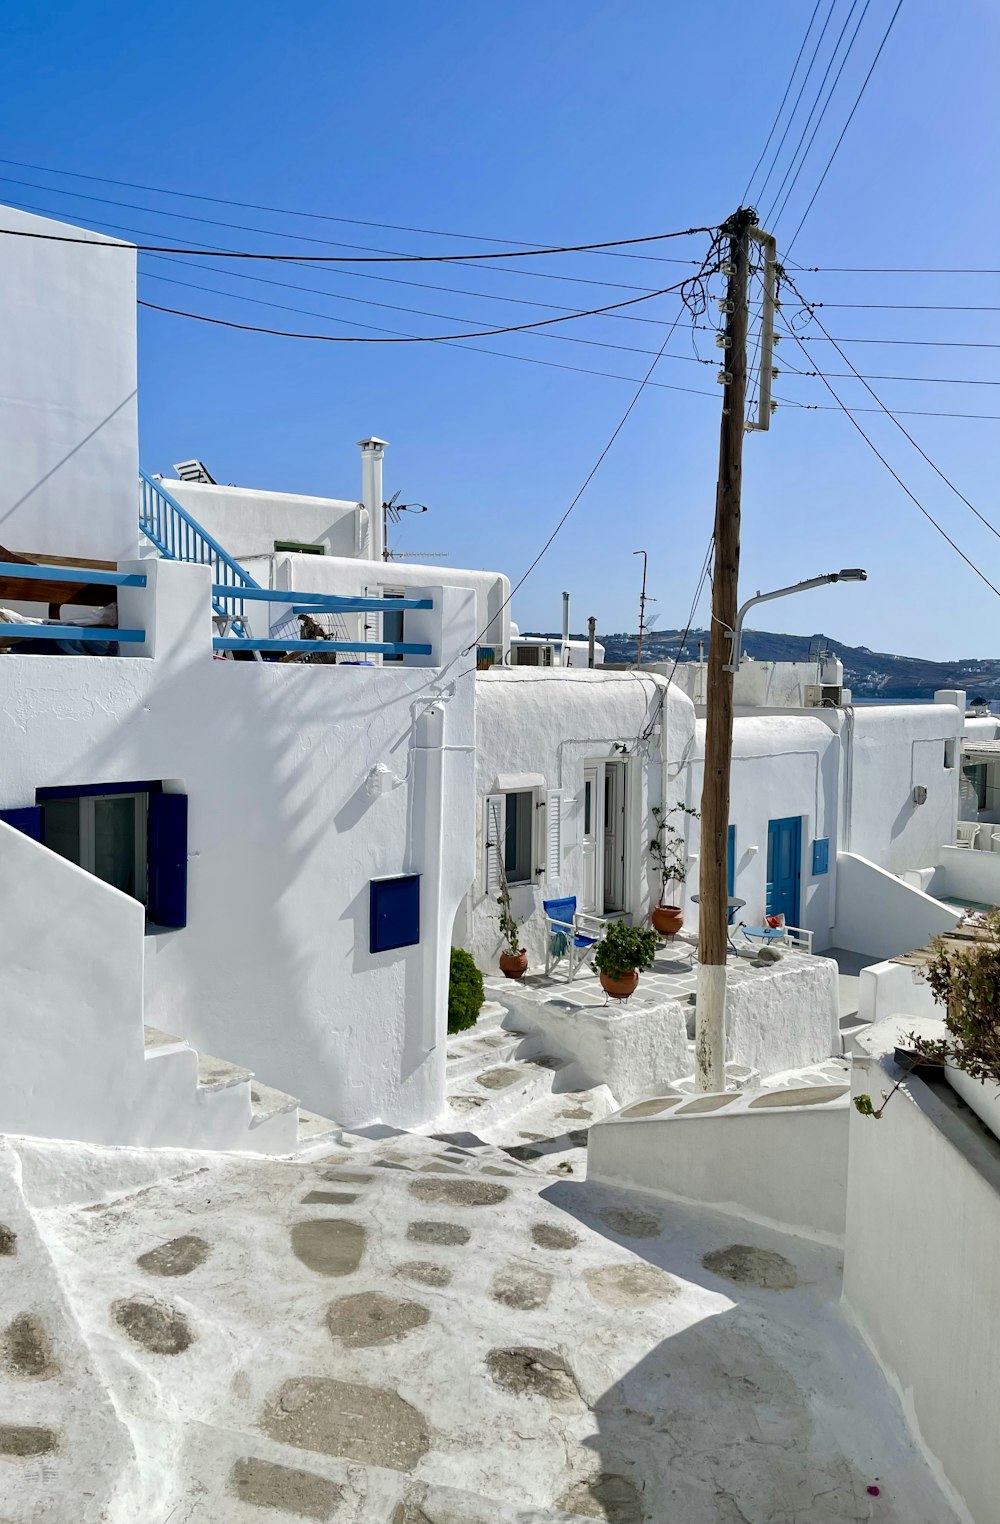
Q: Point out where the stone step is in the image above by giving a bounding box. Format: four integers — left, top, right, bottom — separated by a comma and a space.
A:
446, 1028, 539, 1080
441, 1052, 571, 1131
296, 1108, 342, 1150
196, 1051, 254, 1092
143, 1024, 190, 1058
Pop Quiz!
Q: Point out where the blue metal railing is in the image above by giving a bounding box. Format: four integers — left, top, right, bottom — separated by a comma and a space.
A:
0, 562, 146, 648
213, 637, 431, 656
139, 470, 260, 627
210, 584, 433, 659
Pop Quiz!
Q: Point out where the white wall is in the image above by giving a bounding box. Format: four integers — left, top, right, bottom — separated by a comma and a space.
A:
832, 851, 960, 959
847, 704, 963, 874
683, 713, 840, 947
589, 1094, 849, 1244
254, 552, 511, 658
159, 479, 362, 562
464, 669, 696, 970
932, 843, 1000, 907
668, 657, 844, 711
0, 206, 138, 564
857, 956, 940, 1026
845, 1048, 1000, 1524
0, 560, 477, 1130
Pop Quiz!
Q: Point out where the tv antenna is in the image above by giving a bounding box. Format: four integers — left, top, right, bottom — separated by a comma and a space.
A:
382, 490, 429, 562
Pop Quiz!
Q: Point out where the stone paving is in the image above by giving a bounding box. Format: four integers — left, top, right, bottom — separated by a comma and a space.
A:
0, 1123, 959, 1523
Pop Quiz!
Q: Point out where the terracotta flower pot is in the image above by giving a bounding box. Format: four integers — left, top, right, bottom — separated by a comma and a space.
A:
651, 903, 684, 937
599, 968, 639, 1000
499, 949, 529, 980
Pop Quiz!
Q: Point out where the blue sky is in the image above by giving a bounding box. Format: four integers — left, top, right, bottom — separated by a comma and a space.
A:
2, 0, 999, 658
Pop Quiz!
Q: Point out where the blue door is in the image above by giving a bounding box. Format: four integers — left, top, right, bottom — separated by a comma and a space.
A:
766, 816, 801, 925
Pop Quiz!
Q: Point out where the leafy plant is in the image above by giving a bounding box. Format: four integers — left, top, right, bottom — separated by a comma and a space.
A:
448, 948, 484, 1034
854, 912, 1000, 1119
649, 803, 699, 903
593, 919, 659, 979
496, 888, 523, 957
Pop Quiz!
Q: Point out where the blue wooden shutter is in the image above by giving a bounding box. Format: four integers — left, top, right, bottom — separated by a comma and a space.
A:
0, 806, 43, 842
147, 793, 188, 928
727, 824, 736, 897
812, 837, 830, 876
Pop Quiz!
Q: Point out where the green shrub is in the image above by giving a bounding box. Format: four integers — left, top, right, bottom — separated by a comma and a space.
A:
448, 948, 485, 1033
593, 920, 659, 979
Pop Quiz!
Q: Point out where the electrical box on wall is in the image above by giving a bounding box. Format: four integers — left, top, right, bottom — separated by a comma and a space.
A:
804, 685, 844, 708
370, 874, 420, 953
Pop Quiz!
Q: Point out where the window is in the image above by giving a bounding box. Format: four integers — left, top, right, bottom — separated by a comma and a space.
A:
42, 791, 146, 901
504, 790, 534, 884
944, 738, 957, 769
274, 540, 325, 555
963, 763, 988, 811
35, 782, 188, 928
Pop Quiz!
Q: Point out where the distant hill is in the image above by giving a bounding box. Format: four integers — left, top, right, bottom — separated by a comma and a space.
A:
523, 628, 1000, 704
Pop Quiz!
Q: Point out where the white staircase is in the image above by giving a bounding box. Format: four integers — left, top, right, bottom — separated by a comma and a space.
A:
142, 1028, 340, 1156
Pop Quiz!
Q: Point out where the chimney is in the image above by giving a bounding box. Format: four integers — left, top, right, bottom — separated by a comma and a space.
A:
562, 591, 570, 667
357, 437, 389, 562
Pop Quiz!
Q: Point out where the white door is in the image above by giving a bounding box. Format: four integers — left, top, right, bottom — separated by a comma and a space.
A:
580, 765, 600, 912
603, 761, 627, 913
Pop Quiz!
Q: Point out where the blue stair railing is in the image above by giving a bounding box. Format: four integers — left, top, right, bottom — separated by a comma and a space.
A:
138, 470, 260, 632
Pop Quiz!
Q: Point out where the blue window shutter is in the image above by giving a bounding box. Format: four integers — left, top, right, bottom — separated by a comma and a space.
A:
148, 793, 188, 928
812, 837, 830, 876
370, 875, 420, 953
0, 806, 42, 842
727, 824, 736, 897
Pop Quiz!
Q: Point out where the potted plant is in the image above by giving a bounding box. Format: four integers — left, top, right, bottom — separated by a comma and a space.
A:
496, 871, 528, 979
648, 803, 698, 937
854, 912, 1000, 1134
593, 919, 658, 1000
910, 912, 1000, 1140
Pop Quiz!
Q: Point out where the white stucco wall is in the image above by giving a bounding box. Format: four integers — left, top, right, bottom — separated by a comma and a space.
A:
239, 552, 512, 657
463, 669, 696, 970
932, 842, 1000, 907
832, 852, 960, 959
0, 560, 477, 1131
845, 1048, 1000, 1524
589, 1096, 849, 1244
0, 205, 138, 563
668, 657, 844, 711
682, 713, 840, 947
846, 704, 962, 873
158, 479, 362, 562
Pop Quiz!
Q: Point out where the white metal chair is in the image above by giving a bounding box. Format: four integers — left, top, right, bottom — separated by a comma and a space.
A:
740, 922, 814, 955
543, 896, 603, 981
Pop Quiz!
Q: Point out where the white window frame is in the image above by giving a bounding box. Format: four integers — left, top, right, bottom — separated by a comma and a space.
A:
43, 790, 148, 904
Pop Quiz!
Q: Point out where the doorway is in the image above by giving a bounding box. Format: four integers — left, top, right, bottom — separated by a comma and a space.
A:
580, 760, 628, 915
766, 815, 802, 926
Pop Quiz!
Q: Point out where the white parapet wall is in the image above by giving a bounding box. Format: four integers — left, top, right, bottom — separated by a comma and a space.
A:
858, 957, 940, 1027
588, 1083, 850, 1244
844, 1034, 1000, 1524
832, 850, 960, 958
931, 843, 1000, 908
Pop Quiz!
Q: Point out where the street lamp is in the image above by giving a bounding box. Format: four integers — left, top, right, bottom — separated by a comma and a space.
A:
724, 568, 867, 672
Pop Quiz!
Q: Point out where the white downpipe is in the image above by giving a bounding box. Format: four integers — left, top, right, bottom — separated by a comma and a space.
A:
695, 962, 727, 1092
357, 436, 388, 563
562, 591, 570, 667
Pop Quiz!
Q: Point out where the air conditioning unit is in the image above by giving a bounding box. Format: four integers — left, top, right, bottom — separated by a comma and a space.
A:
804, 684, 844, 708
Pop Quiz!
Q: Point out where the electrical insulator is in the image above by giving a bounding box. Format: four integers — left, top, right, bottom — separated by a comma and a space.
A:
720, 261, 735, 275
771, 368, 779, 379
716, 369, 732, 385
714, 333, 732, 349
718, 298, 735, 314
770, 400, 779, 413
772, 333, 782, 344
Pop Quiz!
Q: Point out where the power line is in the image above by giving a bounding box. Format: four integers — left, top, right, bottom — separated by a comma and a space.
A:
764, 0, 872, 229
0, 218, 714, 263
753, 0, 840, 209
784, 0, 904, 253
803, 265, 1000, 274
782, 276, 1000, 543
0, 155, 702, 266
741, 0, 823, 202
0, 193, 667, 295
136, 278, 690, 343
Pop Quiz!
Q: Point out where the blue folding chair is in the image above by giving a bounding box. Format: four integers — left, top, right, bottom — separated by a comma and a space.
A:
543, 895, 603, 981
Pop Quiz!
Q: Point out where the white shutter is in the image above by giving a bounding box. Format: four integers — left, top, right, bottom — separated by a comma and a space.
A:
484, 794, 505, 895
545, 790, 563, 888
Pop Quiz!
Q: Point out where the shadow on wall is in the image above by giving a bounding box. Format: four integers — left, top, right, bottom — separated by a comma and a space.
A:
0, 391, 137, 530
532, 1180, 933, 1522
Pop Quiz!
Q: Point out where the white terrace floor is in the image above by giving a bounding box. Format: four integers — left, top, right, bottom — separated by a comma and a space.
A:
1, 1128, 956, 1524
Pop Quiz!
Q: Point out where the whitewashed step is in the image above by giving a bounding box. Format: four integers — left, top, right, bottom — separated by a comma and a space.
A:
441, 1052, 571, 1130
446, 1029, 541, 1081
196, 1051, 254, 1092
296, 1108, 342, 1150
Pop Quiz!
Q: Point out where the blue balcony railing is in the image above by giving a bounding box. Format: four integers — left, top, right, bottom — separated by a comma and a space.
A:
0, 562, 146, 648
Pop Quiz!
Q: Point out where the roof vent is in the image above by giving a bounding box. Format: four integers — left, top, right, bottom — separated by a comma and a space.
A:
173, 459, 216, 484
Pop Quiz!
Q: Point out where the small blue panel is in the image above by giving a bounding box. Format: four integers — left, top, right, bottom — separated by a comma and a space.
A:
370, 874, 420, 954
812, 837, 830, 876
0, 806, 42, 842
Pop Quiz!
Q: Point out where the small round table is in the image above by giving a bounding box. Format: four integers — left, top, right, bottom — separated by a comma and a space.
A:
689, 894, 746, 951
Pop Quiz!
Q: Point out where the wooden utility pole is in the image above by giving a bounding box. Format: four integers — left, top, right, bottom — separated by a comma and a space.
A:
695, 207, 757, 1092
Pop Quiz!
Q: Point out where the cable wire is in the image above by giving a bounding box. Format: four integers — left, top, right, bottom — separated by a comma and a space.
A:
784, 0, 904, 253
741, 0, 823, 203
753, 0, 840, 209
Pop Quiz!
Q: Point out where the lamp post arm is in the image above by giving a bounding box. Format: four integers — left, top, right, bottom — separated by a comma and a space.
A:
725, 573, 843, 672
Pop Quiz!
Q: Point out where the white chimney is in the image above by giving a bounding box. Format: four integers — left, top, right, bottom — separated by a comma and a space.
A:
357, 437, 389, 562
